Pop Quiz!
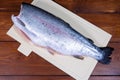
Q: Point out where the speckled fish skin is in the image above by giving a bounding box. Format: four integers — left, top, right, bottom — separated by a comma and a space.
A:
11, 3, 113, 64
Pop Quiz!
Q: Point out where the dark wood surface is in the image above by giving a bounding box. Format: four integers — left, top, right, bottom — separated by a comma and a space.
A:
0, 0, 120, 80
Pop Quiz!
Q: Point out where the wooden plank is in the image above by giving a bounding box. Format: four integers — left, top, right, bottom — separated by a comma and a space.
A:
0, 30, 15, 41
0, 0, 32, 11
89, 76, 120, 80
92, 42, 120, 75
78, 14, 120, 42
0, 76, 74, 80
54, 0, 120, 13
0, 12, 18, 30
0, 12, 120, 42
0, 76, 119, 80
0, 42, 66, 75
1, 12, 120, 30
0, 0, 120, 13
0, 42, 119, 75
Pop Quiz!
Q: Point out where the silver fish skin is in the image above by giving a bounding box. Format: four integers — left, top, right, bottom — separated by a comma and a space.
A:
11, 3, 113, 64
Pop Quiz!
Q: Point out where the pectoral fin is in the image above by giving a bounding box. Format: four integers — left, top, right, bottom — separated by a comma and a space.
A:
73, 56, 84, 60
47, 47, 59, 55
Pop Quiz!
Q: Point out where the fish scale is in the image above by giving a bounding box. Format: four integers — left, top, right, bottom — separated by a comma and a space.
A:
11, 3, 114, 64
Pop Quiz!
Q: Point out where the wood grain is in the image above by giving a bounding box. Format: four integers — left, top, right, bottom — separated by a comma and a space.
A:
0, 30, 15, 41
0, 76, 119, 80
89, 76, 120, 80
0, 0, 32, 11
0, 12, 18, 30
1, 12, 120, 30
0, 0, 120, 80
0, 42, 119, 76
54, 0, 120, 14
92, 43, 120, 75
0, 76, 74, 80
0, 0, 120, 14
0, 12, 120, 42
0, 42, 66, 75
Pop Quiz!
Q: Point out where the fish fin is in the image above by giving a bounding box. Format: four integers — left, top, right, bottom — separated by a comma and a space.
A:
73, 56, 84, 60
99, 47, 114, 64
46, 47, 58, 55
87, 38, 94, 43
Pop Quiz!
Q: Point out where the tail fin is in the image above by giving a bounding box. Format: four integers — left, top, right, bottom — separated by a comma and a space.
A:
99, 47, 114, 64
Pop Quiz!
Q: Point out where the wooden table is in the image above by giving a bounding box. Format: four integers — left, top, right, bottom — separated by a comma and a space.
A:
0, 0, 120, 80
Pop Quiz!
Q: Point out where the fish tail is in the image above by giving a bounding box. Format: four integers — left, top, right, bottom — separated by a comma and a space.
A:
99, 47, 114, 64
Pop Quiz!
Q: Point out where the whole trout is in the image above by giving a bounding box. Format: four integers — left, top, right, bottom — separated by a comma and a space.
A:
12, 3, 114, 64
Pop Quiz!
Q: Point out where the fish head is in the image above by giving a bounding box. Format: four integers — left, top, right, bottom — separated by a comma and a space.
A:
12, 14, 41, 45
11, 3, 37, 32
11, 15, 26, 31
11, 3, 29, 30
11, 3, 46, 45
12, 3, 44, 35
